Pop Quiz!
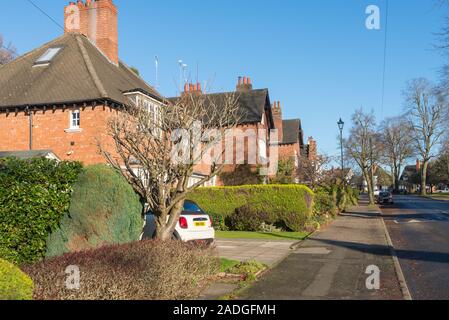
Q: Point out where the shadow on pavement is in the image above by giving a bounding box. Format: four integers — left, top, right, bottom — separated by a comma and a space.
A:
311, 238, 449, 264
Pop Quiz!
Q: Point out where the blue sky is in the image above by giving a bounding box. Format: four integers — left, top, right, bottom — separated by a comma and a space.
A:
0, 0, 447, 159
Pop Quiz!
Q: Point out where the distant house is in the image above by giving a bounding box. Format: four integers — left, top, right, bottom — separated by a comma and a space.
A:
400, 160, 421, 193
170, 79, 315, 185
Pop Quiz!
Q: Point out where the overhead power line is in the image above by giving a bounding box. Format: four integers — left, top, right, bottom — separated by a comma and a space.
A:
25, 0, 65, 31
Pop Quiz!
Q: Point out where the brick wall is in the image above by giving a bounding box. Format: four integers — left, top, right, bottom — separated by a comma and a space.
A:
0, 106, 116, 165
279, 143, 300, 163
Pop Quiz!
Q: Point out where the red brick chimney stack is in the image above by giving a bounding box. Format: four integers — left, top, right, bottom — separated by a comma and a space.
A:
64, 0, 119, 65
272, 101, 283, 143
236, 76, 253, 92
183, 82, 202, 95
308, 137, 317, 161
416, 159, 422, 171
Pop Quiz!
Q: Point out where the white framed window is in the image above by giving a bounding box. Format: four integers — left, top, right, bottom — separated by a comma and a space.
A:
70, 110, 80, 129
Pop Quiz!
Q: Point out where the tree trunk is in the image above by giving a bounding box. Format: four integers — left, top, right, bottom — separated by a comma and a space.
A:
421, 161, 428, 196
154, 199, 185, 241
363, 169, 375, 205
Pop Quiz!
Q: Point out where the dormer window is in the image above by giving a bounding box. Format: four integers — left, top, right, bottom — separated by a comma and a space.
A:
34, 47, 62, 66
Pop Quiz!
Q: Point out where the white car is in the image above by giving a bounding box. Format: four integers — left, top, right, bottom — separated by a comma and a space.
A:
142, 200, 215, 244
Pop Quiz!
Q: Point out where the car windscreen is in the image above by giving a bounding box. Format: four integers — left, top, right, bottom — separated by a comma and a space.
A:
183, 201, 203, 213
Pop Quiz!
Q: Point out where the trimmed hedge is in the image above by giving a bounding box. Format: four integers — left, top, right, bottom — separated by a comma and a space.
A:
46, 165, 143, 258
0, 258, 34, 300
0, 158, 82, 264
188, 185, 314, 231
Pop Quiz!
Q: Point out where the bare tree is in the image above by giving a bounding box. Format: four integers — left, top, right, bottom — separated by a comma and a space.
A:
101, 91, 241, 240
404, 78, 447, 195
379, 117, 414, 192
0, 34, 17, 65
297, 154, 331, 190
345, 109, 380, 204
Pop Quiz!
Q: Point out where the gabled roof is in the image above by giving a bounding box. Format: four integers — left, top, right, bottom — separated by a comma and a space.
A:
281, 119, 304, 145
0, 33, 164, 109
168, 89, 274, 127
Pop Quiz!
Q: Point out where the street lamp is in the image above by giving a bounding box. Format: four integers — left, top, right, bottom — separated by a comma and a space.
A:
338, 118, 345, 185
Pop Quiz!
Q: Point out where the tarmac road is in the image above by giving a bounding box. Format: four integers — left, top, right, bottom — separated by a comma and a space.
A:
381, 195, 449, 300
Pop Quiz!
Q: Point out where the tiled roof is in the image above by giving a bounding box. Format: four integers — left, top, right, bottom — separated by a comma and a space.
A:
282, 119, 302, 145
0, 33, 164, 109
168, 89, 273, 126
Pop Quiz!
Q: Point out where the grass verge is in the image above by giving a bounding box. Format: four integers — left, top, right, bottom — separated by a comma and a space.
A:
220, 258, 240, 273
218, 260, 267, 300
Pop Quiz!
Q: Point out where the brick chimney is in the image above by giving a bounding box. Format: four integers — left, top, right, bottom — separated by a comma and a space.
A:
272, 101, 283, 143
416, 159, 421, 172
64, 0, 118, 65
307, 137, 317, 161
183, 82, 202, 96
236, 76, 253, 92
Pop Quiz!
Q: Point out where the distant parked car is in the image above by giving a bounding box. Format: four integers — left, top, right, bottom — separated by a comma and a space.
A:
142, 200, 215, 245
377, 191, 394, 205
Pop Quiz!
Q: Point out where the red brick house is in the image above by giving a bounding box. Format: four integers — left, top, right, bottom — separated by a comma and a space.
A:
172, 78, 316, 185
0, 0, 315, 186
0, 0, 166, 165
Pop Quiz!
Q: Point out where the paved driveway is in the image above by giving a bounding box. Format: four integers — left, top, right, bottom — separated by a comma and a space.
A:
216, 239, 296, 267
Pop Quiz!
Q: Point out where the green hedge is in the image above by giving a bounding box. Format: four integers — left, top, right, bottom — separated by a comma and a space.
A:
0, 158, 82, 264
316, 185, 359, 214
188, 185, 314, 231
0, 258, 34, 300
46, 165, 143, 258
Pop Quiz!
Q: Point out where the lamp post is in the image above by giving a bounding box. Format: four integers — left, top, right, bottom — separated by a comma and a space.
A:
338, 118, 345, 185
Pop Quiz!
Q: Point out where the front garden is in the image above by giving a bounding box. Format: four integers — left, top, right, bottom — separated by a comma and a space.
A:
0, 157, 359, 300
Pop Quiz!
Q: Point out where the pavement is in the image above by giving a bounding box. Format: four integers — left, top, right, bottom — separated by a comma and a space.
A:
381, 195, 449, 300
215, 238, 297, 267
239, 198, 404, 300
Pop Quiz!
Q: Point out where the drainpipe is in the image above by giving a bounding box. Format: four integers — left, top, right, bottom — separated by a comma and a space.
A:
27, 107, 33, 150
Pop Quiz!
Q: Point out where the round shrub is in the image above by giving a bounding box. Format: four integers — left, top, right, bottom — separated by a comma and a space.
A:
227, 205, 269, 231
46, 165, 143, 257
0, 258, 34, 300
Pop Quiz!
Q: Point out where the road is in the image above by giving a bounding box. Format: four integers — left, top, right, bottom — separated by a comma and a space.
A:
381, 195, 449, 300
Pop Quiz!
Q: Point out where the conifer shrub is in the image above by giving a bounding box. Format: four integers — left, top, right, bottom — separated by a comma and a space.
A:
46, 165, 143, 257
